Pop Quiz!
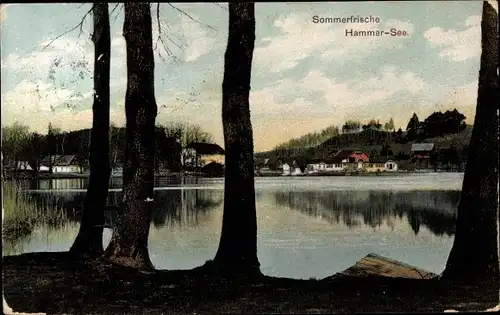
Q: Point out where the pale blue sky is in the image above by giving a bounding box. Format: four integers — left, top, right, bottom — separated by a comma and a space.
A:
1, 2, 485, 151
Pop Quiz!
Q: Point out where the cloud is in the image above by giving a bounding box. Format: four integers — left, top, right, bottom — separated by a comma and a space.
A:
254, 13, 415, 73
423, 15, 481, 62
1, 80, 88, 113
1, 36, 94, 92
150, 12, 219, 63
0, 79, 101, 133
179, 15, 218, 62
251, 66, 424, 119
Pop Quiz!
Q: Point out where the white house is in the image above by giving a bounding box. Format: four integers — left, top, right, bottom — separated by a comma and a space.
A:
306, 161, 326, 173
307, 160, 346, 173
282, 163, 291, 176
385, 160, 399, 172
41, 155, 82, 173
324, 161, 346, 172
291, 167, 303, 176
16, 161, 33, 171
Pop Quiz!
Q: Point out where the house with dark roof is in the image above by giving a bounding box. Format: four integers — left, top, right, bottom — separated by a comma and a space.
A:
41, 155, 82, 173
411, 143, 435, 159
410, 143, 435, 170
182, 142, 225, 168
333, 149, 369, 163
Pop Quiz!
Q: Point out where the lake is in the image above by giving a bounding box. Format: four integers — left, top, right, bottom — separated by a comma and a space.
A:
5, 173, 463, 280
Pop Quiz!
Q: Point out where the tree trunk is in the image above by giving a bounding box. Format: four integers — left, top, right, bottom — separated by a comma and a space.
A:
441, 1, 499, 281
69, 3, 111, 258
103, 3, 157, 271
212, 2, 260, 275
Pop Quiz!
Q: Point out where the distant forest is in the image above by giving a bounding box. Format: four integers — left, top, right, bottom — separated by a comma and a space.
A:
258, 109, 470, 171
273, 109, 467, 151
1, 122, 214, 173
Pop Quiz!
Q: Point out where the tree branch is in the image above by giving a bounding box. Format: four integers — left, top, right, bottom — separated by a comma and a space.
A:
212, 3, 228, 11
36, 5, 93, 55
167, 3, 217, 32
110, 3, 122, 26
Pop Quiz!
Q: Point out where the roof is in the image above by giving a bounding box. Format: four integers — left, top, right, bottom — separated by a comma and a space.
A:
41, 155, 77, 166
330, 157, 345, 164
334, 149, 363, 159
411, 143, 434, 152
186, 142, 225, 155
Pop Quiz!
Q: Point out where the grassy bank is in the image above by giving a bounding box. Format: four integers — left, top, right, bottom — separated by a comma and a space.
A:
3, 252, 498, 314
2, 180, 66, 242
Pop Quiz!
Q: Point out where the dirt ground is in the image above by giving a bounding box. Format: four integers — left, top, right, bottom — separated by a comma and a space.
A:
3, 252, 499, 314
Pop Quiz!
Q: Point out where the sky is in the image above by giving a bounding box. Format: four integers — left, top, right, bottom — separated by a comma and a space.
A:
0, 2, 489, 152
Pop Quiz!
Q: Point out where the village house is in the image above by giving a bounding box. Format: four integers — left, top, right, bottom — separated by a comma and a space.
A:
385, 160, 398, 172
282, 163, 291, 176
333, 149, 369, 163
41, 155, 82, 173
363, 159, 399, 172
182, 142, 225, 169
306, 160, 346, 173
333, 149, 369, 171
364, 160, 386, 172
282, 158, 307, 176
411, 143, 435, 170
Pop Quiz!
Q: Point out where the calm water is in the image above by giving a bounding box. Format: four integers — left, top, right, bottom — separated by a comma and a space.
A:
5, 173, 463, 279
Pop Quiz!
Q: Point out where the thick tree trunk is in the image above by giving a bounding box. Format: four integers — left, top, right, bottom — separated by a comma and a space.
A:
103, 3, 157, 271
212, 2, 260, 275
69, 3, 111, 258
441, 1, 499, 281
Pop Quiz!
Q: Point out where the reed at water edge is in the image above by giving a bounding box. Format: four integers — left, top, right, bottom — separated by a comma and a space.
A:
2, 180, 67, 242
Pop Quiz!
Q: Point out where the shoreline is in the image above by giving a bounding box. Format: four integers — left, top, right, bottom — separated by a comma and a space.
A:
3, 251, 498, 314
4, 170, 464, 180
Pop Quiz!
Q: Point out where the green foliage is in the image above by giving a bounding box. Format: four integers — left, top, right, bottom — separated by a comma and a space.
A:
274, 125, 340, 150
342, 120, 362, 133
2, 122, 31, 167
384, 118, 395, 131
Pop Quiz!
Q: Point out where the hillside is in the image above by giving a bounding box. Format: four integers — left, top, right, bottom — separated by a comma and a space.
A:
256, 125, 473, 162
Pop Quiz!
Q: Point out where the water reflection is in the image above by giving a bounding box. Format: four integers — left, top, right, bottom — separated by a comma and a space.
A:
28, 188, 223, 229
272, 190, 459, 236
25, 188, 459, 236
6, 177, 462, 278
22, 176, 220, 191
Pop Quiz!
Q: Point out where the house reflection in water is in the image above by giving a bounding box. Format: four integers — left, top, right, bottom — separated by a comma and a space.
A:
37, 178, 86, 190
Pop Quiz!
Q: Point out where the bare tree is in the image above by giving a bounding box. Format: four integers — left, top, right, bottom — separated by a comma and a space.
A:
440, 1, 499, 281
103, 3, 157, 271
69, 3, 111, 258
212, 2, 260, 275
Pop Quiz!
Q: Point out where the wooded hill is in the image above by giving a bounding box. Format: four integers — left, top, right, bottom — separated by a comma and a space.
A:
256, 109, 472, 168
255, 124, 472, 167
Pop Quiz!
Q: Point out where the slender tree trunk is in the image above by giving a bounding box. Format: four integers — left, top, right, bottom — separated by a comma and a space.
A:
69, 3, 111, 258
103, 3, 157, 271
213, 2, 260, 275
441, 1, 499, 281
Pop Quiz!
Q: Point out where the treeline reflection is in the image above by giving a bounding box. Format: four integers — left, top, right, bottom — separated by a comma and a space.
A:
27, 188, 459, 236
272, 190, 459, 236
29, 189, 224, 229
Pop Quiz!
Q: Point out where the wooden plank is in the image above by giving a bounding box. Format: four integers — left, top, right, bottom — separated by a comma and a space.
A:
337, 253, 437, 279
